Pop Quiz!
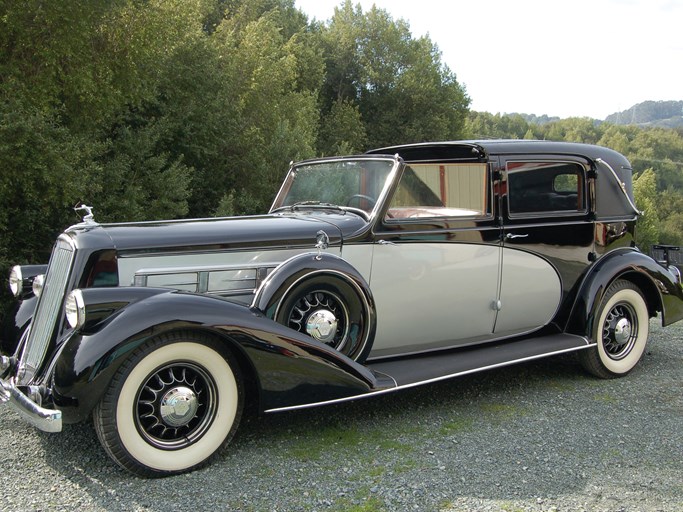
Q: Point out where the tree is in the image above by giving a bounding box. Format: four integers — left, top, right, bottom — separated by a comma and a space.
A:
632, 168, 660, 251
204, 4, 322, 216
317, 1, 470, 151
464, 112, 531, 139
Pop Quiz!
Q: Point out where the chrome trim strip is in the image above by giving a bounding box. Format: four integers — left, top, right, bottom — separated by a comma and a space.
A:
134, 262, 279, 295
595, 157, 641, 216
372, 370, 398, 388
264, 341, 593, 413
0, 379, 62, 432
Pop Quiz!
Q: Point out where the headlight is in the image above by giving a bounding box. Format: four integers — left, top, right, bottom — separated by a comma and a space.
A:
32, 274, 45, 297
9, 265, 22, 297
65, 290, 86, 329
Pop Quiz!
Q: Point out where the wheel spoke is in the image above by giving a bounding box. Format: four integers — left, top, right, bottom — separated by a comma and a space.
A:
135, 362, 217, 450
286, 289, 350, 350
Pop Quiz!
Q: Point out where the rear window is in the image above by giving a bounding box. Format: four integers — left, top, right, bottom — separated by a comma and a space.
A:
507, 161, 585, 215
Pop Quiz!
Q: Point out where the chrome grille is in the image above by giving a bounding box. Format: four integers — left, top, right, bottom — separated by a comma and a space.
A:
17, 235, 75, 385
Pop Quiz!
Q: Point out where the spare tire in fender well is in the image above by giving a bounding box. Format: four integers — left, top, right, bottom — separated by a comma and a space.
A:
252, 252, 377, 361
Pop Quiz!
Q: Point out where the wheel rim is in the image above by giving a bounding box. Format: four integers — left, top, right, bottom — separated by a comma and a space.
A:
135, 362, 218, 450
287, 290, 350, 351
601, 301, 638, 360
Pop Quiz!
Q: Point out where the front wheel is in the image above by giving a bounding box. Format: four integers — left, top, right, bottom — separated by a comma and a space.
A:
93, 331, 243, 477
579, 280, 650, 378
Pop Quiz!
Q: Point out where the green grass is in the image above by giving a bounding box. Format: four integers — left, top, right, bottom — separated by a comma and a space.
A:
332, 496, 386, 512
593, 392, 617, 403
479, 403, 529, 422
439, 416, 475, 435
281, 422, 413, 462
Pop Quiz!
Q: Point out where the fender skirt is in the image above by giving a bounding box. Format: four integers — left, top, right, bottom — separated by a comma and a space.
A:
567, 248, 683, 336
51, 289, 391, 424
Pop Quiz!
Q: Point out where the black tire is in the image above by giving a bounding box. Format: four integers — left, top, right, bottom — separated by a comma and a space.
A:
275, 274, 373, 362
93, 331, 243, 477
579, 280, 649, 379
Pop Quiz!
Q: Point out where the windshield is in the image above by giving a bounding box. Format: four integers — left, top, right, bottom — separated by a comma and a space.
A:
271, 158, 397, 216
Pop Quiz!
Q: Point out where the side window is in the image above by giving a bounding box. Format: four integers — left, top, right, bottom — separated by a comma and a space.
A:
507, 161, 585, 215
386, 163, 488, 220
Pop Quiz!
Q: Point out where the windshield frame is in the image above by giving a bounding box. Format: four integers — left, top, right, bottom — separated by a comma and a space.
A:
269, 155, 402, 220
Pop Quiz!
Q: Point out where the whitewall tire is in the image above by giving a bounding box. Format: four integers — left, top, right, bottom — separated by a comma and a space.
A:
580, 280, 649, 378
93, 332, 243, 477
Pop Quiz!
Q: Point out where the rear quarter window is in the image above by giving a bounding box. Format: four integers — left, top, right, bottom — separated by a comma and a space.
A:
507, 161, 586, 216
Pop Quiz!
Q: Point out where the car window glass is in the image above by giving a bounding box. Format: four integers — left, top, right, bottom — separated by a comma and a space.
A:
507, 161, 585, 215
276, 159, 395, 213
386, 163, 487, 220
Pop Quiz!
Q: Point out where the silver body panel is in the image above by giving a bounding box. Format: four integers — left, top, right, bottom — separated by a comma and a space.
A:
369, 242, 499, 355
344, 242, 562, 358
495, 248, 562, 334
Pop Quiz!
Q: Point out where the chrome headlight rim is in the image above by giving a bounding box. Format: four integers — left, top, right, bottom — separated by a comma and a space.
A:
9, 265, 23, 297
32, 274, 45, 298
65, 289, 86, 330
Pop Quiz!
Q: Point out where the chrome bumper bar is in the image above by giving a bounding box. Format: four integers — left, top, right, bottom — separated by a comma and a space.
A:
0, 364, 62, 433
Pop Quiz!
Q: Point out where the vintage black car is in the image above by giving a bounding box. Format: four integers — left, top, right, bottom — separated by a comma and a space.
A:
2, 140, 682, 477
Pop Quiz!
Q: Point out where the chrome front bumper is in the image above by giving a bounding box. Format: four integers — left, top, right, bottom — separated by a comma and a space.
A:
0, 357, 62, 433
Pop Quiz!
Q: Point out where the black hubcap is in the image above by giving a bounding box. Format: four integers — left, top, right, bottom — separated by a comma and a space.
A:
602, 302, 637, 360
135, 363, 217, 449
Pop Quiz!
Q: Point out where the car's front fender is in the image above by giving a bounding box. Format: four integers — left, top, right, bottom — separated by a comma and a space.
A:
51, 289, 382, 423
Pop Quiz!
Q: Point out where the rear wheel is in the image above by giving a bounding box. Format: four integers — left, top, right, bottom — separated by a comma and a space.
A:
579, 280, 649, 378
93, 331, 242, 477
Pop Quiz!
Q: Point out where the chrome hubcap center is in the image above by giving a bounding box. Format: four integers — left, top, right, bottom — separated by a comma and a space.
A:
159, 386, 199, 427
614, 317, 632, 345
306, 309, 338, 343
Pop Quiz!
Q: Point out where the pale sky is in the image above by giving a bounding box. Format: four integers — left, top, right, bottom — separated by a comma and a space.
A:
294, 0, 682, 120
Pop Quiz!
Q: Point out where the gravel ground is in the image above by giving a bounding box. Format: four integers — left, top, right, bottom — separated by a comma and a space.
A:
1, 319, 681, 512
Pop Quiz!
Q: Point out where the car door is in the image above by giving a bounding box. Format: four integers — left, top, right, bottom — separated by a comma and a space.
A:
495, 156, 595, 336
367, 161, 503, 358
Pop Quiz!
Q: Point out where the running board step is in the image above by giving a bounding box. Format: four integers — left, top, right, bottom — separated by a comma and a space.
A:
368, 333, 592, 388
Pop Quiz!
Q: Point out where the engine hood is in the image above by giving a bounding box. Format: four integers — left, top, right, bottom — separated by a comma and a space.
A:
66, 212, 368, 254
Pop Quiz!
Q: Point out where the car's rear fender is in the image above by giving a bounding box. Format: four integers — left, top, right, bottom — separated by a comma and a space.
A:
51, 289, 380, 424
566, 248, 683, 336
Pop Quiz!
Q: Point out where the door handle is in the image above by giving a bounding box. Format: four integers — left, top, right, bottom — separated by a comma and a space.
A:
506, 233, 529, 240
378, 239, 397, 246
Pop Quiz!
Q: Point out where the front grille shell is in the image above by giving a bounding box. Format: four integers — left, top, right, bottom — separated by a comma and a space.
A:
17, 235, 75, 385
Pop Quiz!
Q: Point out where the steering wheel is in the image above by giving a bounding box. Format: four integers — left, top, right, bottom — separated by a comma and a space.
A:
346, 194, 376, 208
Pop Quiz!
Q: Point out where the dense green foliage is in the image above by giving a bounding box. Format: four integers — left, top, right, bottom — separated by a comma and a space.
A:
0, 0, 468, 277
0, 0, 681, 316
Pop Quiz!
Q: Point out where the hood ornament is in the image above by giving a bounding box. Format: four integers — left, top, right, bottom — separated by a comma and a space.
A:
315, 230, 329, 260
74, 204, 96, 225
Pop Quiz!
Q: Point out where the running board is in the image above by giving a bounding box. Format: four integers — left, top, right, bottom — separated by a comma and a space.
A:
265, 333, 592, 413
369, 333, 592, 387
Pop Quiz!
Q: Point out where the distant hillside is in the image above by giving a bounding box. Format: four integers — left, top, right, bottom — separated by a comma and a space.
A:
605, 100, 683, 128
514, 113, 561, 125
